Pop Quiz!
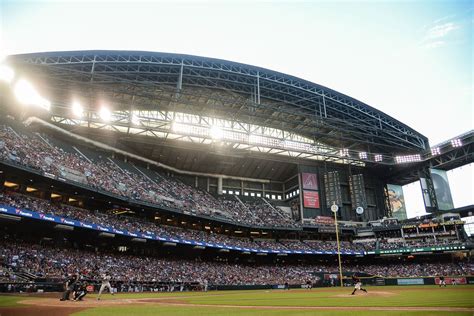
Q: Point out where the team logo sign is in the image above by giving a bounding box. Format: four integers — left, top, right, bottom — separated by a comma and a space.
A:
302, 173, 318, 190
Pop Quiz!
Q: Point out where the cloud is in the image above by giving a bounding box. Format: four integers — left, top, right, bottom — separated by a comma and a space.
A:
432, 14, 457, 25
425, 22, 459, 40
420, 21, 460, 49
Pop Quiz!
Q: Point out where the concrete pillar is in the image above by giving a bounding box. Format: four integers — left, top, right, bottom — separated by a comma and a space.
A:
217, 177, 223, 195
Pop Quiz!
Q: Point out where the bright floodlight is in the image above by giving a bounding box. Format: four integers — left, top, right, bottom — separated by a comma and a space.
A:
171, 121, 179, 132
0, 65, 14, 83
431, 147, 441, 155
395, 154, 421, 164
72, 101, 83, 117
14, 79, 51, 111
209, 125, 223, 140
131, 113, 140, 125
339, 148, 349, 157
99, 106, 112, 121
451, 139, 462, 148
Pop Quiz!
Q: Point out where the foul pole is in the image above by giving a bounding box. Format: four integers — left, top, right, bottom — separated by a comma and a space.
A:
331, 203, 344, 287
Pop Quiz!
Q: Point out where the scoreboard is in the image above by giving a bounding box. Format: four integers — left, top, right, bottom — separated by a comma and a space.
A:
349, 174, 367, 210
324, 171, 342, 208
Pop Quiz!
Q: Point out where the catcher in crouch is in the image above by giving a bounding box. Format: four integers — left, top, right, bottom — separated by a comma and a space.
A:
73, 281, 88, 301
351, 274, 368, 295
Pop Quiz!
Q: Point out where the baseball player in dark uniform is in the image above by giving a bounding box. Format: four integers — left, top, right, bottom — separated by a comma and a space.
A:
351, 274, 368, 295
439, 276, 446, 287
60, 274, 79, 301
73, 281, 88, 301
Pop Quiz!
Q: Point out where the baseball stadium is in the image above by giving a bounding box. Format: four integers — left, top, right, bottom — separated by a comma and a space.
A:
0, 50, 472, 316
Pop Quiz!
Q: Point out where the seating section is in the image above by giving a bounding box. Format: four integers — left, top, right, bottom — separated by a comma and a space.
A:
0, 124, 299, 227
0, 239, 471, 285
0, 191, 361, 252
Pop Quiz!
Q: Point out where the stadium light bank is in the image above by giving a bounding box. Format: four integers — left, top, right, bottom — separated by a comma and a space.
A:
1, 63, 51, 112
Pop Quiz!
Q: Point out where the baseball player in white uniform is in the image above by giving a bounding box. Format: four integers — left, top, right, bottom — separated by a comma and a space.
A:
97, 273, 114, 300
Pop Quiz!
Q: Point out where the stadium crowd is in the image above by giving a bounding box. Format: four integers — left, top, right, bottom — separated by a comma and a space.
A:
0, 239, 472, 287
0, 191, 362, 252
0, 124, 294, 228
0, 191, 465, 253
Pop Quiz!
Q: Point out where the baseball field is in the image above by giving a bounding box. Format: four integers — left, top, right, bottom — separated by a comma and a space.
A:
0, 285, 473, 316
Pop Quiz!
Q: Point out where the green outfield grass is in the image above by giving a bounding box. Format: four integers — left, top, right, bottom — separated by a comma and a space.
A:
74, 306, 472, 316
183, 286, 474, 307
77, 285, 474, 315
0, 285, 473, 316
84, 285, 474, 307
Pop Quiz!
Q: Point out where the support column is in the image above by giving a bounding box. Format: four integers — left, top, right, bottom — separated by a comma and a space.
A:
217, 177, 223, 195
175, 62, 184, 100
418, 167, 438, 212
322, 93, 327, 118
256, 72, 261, 105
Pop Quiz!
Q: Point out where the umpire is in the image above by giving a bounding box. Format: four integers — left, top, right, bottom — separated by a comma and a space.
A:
60, 273, 79, 301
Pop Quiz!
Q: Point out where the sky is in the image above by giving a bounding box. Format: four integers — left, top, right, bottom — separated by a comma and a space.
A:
1, 0, 473, 217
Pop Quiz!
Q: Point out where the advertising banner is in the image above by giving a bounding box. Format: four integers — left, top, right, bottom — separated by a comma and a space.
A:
303, 191, 320, 208
365, 244, 467, 255
430, 169, 454, 211
397, 278, 424, 285
387, 184, 407, 220
302, 173, 318, 190
434, 277, 466, 285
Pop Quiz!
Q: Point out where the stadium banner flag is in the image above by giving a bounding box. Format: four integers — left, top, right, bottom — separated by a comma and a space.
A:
386, 184, 407, 220
430, 169, 454, 211
301, 173, 318, 190
303, 191, 320, 208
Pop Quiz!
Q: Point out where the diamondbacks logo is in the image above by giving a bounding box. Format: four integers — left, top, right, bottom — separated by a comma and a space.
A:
302, 173, 318, 190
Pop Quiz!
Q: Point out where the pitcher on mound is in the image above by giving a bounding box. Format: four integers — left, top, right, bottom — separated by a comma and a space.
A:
351, 274, 367, 295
